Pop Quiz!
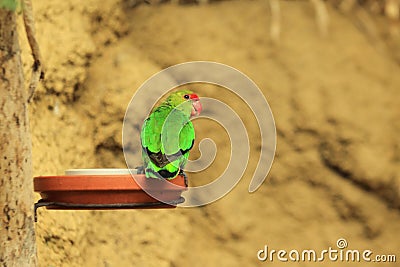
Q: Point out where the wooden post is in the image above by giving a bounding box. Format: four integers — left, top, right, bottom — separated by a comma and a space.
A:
0, 7, 37, 267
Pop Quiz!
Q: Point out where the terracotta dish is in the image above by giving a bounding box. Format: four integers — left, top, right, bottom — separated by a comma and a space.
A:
34, 171, 186, 211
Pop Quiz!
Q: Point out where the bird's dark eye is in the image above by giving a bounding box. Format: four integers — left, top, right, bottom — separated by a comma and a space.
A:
184, 94, 190, 99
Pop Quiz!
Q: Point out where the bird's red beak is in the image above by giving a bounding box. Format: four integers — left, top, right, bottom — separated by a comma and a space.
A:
190, 94, 202, 117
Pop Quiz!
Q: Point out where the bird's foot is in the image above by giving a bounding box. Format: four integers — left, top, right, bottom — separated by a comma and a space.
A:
179, 170, 188, 187
136, 166, 145, 174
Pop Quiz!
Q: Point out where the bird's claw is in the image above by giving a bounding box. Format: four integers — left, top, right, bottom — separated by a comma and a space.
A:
179, 170, 188, 187
136, 166, 145, 174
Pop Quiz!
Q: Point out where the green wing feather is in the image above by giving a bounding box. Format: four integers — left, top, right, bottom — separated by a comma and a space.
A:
141, 104, 195, 179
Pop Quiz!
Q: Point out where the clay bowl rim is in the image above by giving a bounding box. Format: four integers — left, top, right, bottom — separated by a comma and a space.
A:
33, 174, 187, 192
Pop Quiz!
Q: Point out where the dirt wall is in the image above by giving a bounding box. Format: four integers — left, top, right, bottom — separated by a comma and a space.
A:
23, 1, 400, 266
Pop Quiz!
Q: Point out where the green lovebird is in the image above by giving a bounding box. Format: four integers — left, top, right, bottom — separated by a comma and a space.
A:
140, 90, 202, 183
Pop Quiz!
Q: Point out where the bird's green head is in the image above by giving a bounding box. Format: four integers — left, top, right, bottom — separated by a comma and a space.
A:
166, 90, 202, 117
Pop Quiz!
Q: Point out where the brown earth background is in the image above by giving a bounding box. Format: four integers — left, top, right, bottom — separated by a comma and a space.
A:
19, 0, 400, 266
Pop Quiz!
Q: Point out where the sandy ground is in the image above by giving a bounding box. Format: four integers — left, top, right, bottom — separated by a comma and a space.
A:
22, 0, 400, 266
